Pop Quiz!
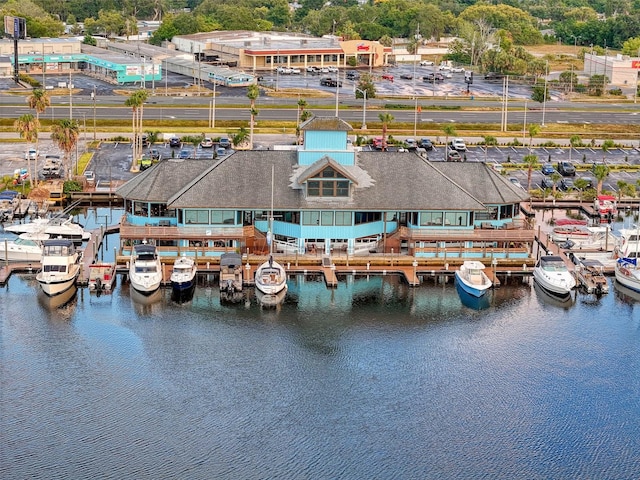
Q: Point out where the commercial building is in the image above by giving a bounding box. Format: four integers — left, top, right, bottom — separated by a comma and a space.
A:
116, 117, 533, 261
584, 52, 640, 87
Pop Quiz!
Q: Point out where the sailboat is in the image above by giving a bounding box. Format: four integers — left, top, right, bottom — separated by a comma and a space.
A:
615, 210, 640, 293
255, 165, 288, 300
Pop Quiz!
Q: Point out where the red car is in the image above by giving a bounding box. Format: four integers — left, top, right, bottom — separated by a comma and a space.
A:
381, 74, 394, 82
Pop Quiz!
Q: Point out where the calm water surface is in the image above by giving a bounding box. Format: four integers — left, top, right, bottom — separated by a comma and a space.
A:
2, 210, 640, 479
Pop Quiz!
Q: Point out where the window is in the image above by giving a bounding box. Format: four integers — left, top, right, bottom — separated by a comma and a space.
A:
335, 211, 352, 226
211, 210, 235, 225
321, 211, 334, 226
354, 212, 381, 225
184, 210, 209, 224
420, 212, 444, 226
302, 211, 320, 225
445, 212, 467, 226
307, 167, 349, 197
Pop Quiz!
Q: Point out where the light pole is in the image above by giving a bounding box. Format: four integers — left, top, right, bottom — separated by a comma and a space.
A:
209, 80, 217, 129
571, 35, 580, 55
68, 70, 73, 120
355, 87, 367, 129
412, 23, 420, 137
91, 85, 96, 141
522, 100, 527, 145
541, 60, 548, 127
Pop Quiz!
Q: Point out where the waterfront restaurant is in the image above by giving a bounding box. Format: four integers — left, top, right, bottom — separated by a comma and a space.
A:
116, 117, 534, 260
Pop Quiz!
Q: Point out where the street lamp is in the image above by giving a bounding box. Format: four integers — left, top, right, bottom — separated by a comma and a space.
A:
541, 60, 548, 127
522, 100, 527, 145
354, 87, 367, 130
209, 79, 217, 129
571, 35, 580, 55
91, 85, 96, 141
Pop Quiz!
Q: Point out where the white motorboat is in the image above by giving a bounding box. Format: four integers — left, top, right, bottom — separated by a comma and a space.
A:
129, 242, 163, 295
454, 260, 493, 298
88, 263, 117, 293
255, 166, 287, 297
615, 226, 640, 260
0, 232, 49, 262
552, 226, 616, 251
219, 252, 244, 302
5, 215, 90, 244
36, 238, 81, 296
615, 258, 640, 293
170, 256, 197, 293
532, 255, 576, 297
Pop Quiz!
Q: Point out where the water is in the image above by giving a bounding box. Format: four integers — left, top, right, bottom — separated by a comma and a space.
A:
3, 265, 640, 479
3, 207, 640, 478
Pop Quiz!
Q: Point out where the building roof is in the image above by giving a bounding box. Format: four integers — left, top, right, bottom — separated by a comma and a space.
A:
301, 116, 352, 132
118, 150, 527, 211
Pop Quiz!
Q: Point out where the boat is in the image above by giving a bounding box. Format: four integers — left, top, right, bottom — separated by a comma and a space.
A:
615, 257, 640, 293
170, 256, 197, 293
455, 280, 491, 310
219, 252, 244, 302
454, 260, 493, 297
554, 218, 588, 227
552, 226, 616, 251
5, 215, 90, 244
532, 255, 576, 297
88, 263, 117, 293
615, 225, 640, 260
36, 238, 81, 296
129, 242, 163, 295
594, 195, 618, 221
0, 232, 49, 262
255, 166, 288, 297
571, 256, 609, 295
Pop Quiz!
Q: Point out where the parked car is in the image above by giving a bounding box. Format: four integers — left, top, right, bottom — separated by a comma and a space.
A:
327, 66, 339, 73
419, 60, 434, 66
540, 177, 556, 189
219, 137, 231, 149
447, 149, 462, 162
484, 72, 506, 81
560, 178, 575, 191
405, 138, 417, 150
346, 71, 360, 80
149, 148, 161, 160
84, 170, 96, 184
438, 64, 452, 71
25, 148, 38, 160
420, 138, 433, 150
399, 73, 413, 80
541, 163, 556, 175
576, 176, 594, 189
320, 77, 342, 87
178, 149, 192, 159
509, 177, 525, 190
381, 74, 394, 82
290, 67, 301, 74
450, 138, 467, 152
423, 73, 444, 82
200, 137, 214, 148
169, 137, 181, 148
557, 161, 576, 176
451, 67, 465, 73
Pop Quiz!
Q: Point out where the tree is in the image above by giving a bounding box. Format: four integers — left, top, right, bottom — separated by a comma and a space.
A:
528, 124, 540, 152
378, 113, 394, 151
523, 154, 539, 192
27, 89, 50, 185
125, 90, 149, 168
231, 127, 249, 148
442, 124, 457, 153
592, 164, 611, 195
247, 84, 260, 150
50, 119, 79, 180
531, 84, 549, 103
601, 139, 615, 163
14, 114, 39, 188
356, 74, 376, 99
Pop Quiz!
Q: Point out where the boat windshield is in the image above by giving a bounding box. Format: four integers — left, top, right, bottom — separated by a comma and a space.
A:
541, 261, 567, 271
135, 266, 157, 273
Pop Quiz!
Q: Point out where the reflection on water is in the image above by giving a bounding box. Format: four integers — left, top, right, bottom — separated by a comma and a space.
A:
37, 285, 78, 317
4, 272, 640, 479
533, 280, 576, 309
455, 279, 491, 310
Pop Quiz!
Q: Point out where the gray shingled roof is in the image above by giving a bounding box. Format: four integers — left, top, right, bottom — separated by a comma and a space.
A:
118, 150, 527, 211
300, 116, 352, 132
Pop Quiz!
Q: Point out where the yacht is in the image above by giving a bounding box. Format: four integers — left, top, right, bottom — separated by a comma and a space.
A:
129, 242, 163, 295
615, 258, 640, 293
36, 239, 81, 296
454, 261, 492, 298
5, 215, 90, 244
170, 256, 197, 293
532, 255, 576, 297
0, 232, 49, 262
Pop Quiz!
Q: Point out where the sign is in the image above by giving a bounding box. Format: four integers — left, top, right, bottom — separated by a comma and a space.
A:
632, 60, 640, 69
356, 43, 370, 52
4, 15, 26, 39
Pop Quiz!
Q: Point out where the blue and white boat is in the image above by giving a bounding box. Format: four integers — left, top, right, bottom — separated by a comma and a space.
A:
170, 256, 197, 293
454, 260, 492, 298
615, 257, 640, 293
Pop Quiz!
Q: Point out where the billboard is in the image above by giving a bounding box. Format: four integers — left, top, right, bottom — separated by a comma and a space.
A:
4, 16, 27, 39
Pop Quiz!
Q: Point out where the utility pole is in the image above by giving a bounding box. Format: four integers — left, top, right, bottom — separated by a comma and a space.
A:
69, 70, 73, 120
91, 85, 96, 141
542, 61, 548, 127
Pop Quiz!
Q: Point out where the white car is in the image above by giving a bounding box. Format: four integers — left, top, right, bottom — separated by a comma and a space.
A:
451, 67, 465, 73
25, 148, 38, 160
327, 66, 338, 73
420, 60, 434, 66
450, 138, 467, 152
290, 67, 301, 74
200, 138, 214, 148
438, 64, 452, 71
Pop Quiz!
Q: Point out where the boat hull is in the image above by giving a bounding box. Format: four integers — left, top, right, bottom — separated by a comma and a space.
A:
532, 270, 575, 297
255, 257, 287, 295
454, 262, 492, 298
36, 267, 80, 296
615, 260, 640, 293
130, 274, 162, 294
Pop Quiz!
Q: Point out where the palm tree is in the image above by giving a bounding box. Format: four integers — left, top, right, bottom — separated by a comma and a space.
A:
601, 139, 614, 163
442, 124, 456, 156
528, 124, 540, 152
51, 119, 79, 179
27, 89, 50, 186
231, 127, 249, 149
523, 154, 539, 192
14, 114, 40, 188
378, 113, 394, 151
125, 90, 148, 166
247, 84, 260, 150
297, 98, 308, 145
592, 163, 610, 195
